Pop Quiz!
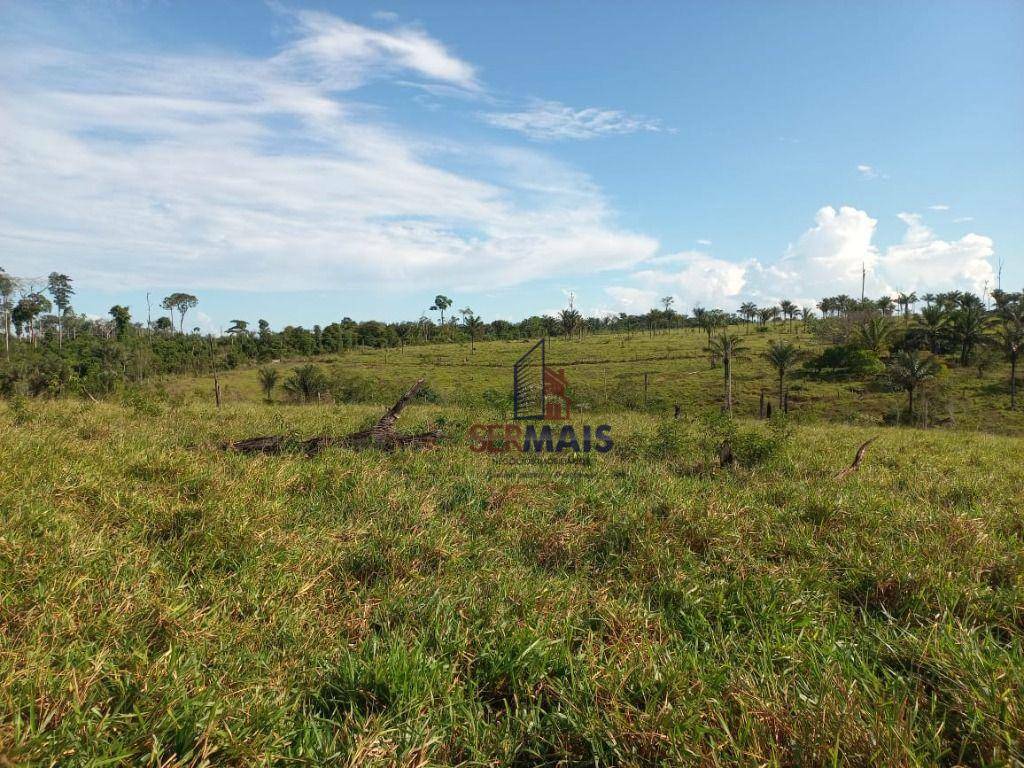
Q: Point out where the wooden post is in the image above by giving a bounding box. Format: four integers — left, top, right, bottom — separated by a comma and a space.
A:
643, 372, 649, 408
759, 388, 766, 419
214, 374, 221, 408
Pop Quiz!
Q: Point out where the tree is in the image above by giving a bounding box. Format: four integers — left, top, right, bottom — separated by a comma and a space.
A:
109, 305, 132, 340
739, 302, 758, 332
13, 293, 51, 345
800, 306, 815, 332
430, 295, 453, 329
857, 316, 892, 355
258, 366, 279, 402
161, 293, 198, 333
994, 301, 1023, 409
46, 272, 74, 348
709, 331, 745, 414
0, 268, 14, 360
282, 364, 329, 403
228, 319, 249, 336
462, 310, 484, 351
559, 308, 582, 339
919, 304, 949, 354
766, 340, 800, 408
888, 351, 941, 424
779, 300, 797, 332
949, 303, 990, 366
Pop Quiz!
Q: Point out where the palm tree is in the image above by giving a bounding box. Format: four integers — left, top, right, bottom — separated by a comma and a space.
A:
766, 340, 800, 408
709, 331, 745, 413
799, 306, 815, 332
779, 300, 797, 332
888, 351, 941, 424
463, 312, 484, 351
950, 303, 991, 366
994, 301, 1023, 409
258, 366, 279, 402
857, 316, 892, 355
430, 295, 453, 339
559, 308, 582, 339
739, 302, 757, 331
919, 304, 949, 354
282, 364, 329, 403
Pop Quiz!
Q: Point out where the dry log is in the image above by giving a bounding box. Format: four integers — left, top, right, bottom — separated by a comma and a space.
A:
226, 379, 440, 455
834, 437, 877, 480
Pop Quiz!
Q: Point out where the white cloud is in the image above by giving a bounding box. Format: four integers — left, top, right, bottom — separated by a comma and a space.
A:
928, 204, 950, 211
481, 100, 664, 141
882, 213, 994, 295
605, 286, 659, 312
697, 238, 712, 246
954, 216, 974, 223
277, 10, 480, 92
608, 206, 996, 311
607, 251, 748, 312
0, 12, 657, 293
856, 164, 889, 180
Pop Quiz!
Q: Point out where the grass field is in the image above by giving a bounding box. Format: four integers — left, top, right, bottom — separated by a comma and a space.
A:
165, 326, 1024, 436
3, 396, 1023, 765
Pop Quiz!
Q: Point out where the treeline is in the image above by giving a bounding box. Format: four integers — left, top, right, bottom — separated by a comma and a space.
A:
1, 269, 1021, 412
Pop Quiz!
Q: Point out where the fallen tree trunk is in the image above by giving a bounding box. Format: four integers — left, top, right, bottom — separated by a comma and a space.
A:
226, 379, 441, 455
834, 437, 877, 480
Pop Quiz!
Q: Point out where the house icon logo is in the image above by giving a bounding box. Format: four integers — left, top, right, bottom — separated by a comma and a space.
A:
543, 367, 571, 419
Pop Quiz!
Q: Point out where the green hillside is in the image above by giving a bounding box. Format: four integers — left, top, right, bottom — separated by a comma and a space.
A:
165, 325, 1024, 436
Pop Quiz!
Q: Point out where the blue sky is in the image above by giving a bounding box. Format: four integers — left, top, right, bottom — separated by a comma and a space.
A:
1, 0, 1021, 331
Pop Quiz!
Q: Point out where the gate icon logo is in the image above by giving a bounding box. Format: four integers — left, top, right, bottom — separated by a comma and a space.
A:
513, 338, 571, 420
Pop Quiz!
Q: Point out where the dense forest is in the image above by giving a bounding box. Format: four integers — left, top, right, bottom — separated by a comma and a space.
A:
1, 267, 1021, 412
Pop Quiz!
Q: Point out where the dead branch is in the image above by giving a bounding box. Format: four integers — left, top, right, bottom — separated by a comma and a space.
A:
834, 437, 877, 480
718, 440, 734, 468
226, 379, 440, 455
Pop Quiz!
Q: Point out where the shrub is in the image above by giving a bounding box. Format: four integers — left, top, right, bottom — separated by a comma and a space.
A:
806, 344, 885, 378
481, 388, 513, 420
283, 364, 330, 403
121, 387, 162, 417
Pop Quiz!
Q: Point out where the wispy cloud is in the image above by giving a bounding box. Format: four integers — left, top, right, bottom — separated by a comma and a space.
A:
697, 238, 712, 246
481, 100, 665, 141
856, 163, 889, 180
954, 216, 974, 223
928, 203, 950, 211
0, 10, 657, 293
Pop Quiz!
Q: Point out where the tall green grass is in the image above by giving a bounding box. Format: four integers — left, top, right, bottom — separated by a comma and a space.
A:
2, 398, 1022, 764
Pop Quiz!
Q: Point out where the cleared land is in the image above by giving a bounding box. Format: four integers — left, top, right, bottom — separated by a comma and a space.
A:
2, 393, 1023, 764
166, 325, 1024, 435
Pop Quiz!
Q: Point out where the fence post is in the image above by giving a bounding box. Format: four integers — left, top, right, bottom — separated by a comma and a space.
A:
214, 374, 221, 408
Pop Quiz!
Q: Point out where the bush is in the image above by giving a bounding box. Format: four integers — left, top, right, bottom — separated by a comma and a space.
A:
331, 371, 379, 403
121, 387, 163, 417
806, 344, 885, 378
283, 364, 330, 403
